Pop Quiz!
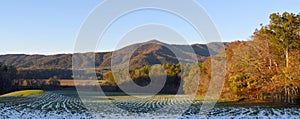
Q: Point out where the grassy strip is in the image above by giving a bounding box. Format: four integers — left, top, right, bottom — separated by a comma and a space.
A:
0, 90, 44, 97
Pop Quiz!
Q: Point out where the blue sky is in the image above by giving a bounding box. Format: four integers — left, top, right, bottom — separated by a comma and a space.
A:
0, 0, 299, 55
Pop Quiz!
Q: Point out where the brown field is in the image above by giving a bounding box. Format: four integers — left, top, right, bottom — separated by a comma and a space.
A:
13, 79, 101, 87
59, 80, 100, 86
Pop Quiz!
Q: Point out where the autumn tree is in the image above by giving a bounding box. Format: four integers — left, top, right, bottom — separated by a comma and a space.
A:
104, 72, 117, 86
259, 12, 300, 103
47, 76, 60, 89
225, 12, 300, 103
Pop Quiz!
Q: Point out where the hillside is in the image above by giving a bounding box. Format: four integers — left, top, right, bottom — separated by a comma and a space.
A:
0, 40, 227, 70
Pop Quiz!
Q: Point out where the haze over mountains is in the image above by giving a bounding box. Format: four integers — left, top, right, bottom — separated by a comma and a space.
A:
0, 40, 227, 69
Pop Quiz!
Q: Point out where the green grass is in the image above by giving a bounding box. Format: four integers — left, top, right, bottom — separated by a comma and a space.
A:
0, 90, 44, 97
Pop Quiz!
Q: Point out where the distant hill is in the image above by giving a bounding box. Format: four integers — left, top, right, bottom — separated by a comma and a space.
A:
0, 40, 228, 70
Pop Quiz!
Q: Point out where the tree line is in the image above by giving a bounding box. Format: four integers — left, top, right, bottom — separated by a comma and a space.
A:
103, 12, 300, 104
223, 12, 300, 103
184, 12, 300, 103
104, 63, 183, 94
0, 63, 16, 94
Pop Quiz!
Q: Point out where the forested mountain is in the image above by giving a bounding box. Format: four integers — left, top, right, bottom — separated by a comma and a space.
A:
0, 40, 227, 70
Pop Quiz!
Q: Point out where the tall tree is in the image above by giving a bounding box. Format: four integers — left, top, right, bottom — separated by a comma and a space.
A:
263, 12, 300, 70
261, 12, 300, 102
0, 63, 16, 94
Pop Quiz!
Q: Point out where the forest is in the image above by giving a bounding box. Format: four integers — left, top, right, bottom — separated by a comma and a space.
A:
220, 12, 300, 103
103, 12, 300, 104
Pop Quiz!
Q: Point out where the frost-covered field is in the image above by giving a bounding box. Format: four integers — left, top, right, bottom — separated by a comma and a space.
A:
1, 91, 300, 119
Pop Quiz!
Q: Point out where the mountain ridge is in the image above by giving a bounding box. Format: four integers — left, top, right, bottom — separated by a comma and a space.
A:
0, 40, 228, 69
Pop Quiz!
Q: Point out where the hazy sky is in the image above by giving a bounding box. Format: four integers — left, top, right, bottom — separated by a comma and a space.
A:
0, 0, 299, 55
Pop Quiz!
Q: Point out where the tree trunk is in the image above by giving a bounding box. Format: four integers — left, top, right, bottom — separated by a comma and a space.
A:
286, 49, 289, 69
285, 49, 289, 103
